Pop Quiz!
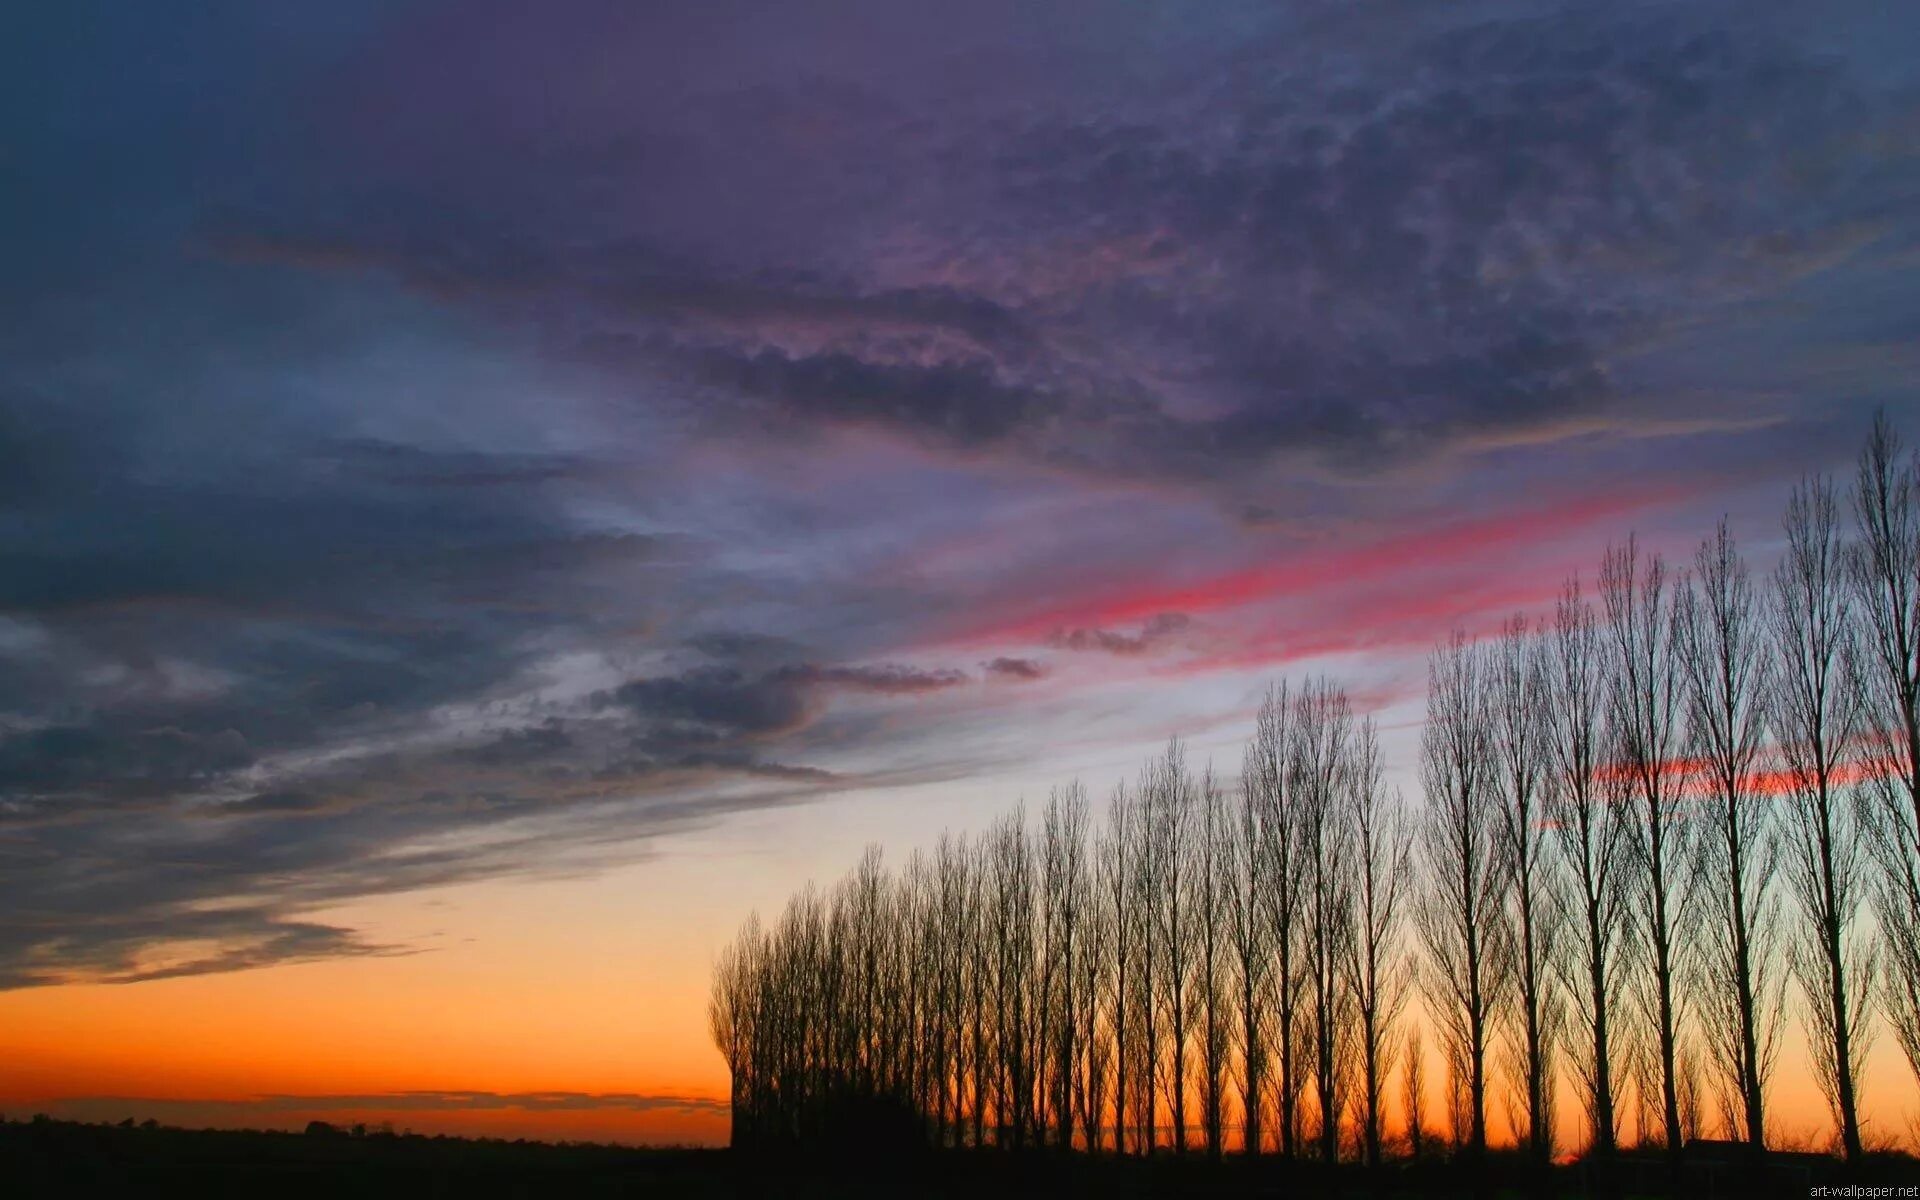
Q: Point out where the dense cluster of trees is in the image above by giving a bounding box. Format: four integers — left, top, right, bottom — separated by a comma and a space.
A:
710, 416, 1920, 1165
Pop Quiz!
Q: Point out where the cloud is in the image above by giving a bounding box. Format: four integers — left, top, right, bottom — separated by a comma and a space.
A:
2, 910, 403, 991
1048, 613, 1191, 657
220, 790, 329, 815
0, 759, 833, 990
768, 662, 970, 694
602, 659, 970, 755
981, 656, 1047, 681
685, 348, 1059, 451
610, 668, 812, 739
0, 646, 977, 987
195, 2, 1901, 503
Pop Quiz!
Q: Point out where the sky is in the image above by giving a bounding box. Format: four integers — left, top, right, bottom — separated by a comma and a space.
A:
3, 0, 1920, 1147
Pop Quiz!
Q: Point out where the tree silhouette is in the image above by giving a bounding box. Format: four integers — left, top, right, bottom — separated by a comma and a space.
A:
1675, 520, 1783, 1154
1601, 536, 1693, 1159
1415, 633, 1507, 1162
1773, 476, 1874, 1165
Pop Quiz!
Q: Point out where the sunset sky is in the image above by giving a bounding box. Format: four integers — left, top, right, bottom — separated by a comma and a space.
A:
5, 0, 1920, 1147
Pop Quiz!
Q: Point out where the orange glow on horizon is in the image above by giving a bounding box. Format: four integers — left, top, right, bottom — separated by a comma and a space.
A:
0, 868, 741, 1146
5, 898, 1918, 1152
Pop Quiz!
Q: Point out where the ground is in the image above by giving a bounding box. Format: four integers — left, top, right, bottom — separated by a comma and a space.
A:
6, 1117, 1918, 1198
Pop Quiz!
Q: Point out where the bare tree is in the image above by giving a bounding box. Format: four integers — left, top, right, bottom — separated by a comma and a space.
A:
1295, 679, 1357, 1162
932, 833, 970, 1145
1851, 413, 1920, 1097
1149, 740, 1199, 1152
1544, 577, 1636, 1162
1194, 766, 1233, 1159
965, 835, 993, 1146
847, 846, 890, 1098
1398, 1024, 1425, 1159
1490, 614, 1566, 1165
1675, 520, 1783, 1149
1231, 743, 1274, 1155
1772, 476, 1875, 1165
898, 850, 931, 1118
1601, 536, 1692, 1157
1128, 772, 1161, 1152
711, 913, 763, 1147
990, 810, 1039, 1147
1041, 783, 1091, 1148
1416, 632, 1508, 1161
1347, 715, 1412, 1168
1099, 785, 1137, 1154
1250, 683, 1308, 1157
1076, 823, 1113, 1152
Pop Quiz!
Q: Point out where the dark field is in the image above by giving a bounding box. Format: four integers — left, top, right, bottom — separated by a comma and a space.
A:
6, 1118, 1920, 1199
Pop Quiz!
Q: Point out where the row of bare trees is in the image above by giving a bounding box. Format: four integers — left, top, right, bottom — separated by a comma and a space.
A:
711, 415, 1920, 1164
710, 688, 1410, 1158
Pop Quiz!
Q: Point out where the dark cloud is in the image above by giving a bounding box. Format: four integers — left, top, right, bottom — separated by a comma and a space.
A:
610, 668, 811, 738
455, 722, 575, 768
223, 225, 1039, 363
607, 658, 975, 725
683, 630, 807, 665
0, 724, 253, 799
1049, 613, 1192, 656
982, 656, 1048, 681
219, 791, 327, 815
686, 348, 1058, 450
313, 438, 599, 490
768, 662, 971, 695
2, 908, 400, 991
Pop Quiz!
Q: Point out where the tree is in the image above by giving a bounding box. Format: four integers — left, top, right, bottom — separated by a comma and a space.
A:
1601, 536, 1692, 1157
1347, 715, 1412, 1168
1295, 679, 1357, 1162
1148, 740, 1198, 1152
1772, 476, 1875, 1165
1542, 578, 1631, 1161
1098, 785, 1138, 1154
965, 837, 993, 1146
1403, 1024, 1429, 1159
932, 833, 972, 1146
1490, 614, 1566, 1165
711, 913, 763, 1147
1416, 632, 1508, 1161
1040, 784, 1090, 1148
1544, 576, 1636, 1163
1674, 520, 1783, 1149
1075, 823, 1113, 1152
1130, 768, 1162, 1152
1194, 766, 1233, 1159
987, 811, 1036, 1148
1230, 741, 1274, 1155
1851, 413, 1920, 1097
1250, 683, 1308, 1157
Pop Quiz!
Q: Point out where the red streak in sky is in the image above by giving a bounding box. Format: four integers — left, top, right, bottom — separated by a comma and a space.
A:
955, 486, 1685, 650
1597, 749, 1899, 798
